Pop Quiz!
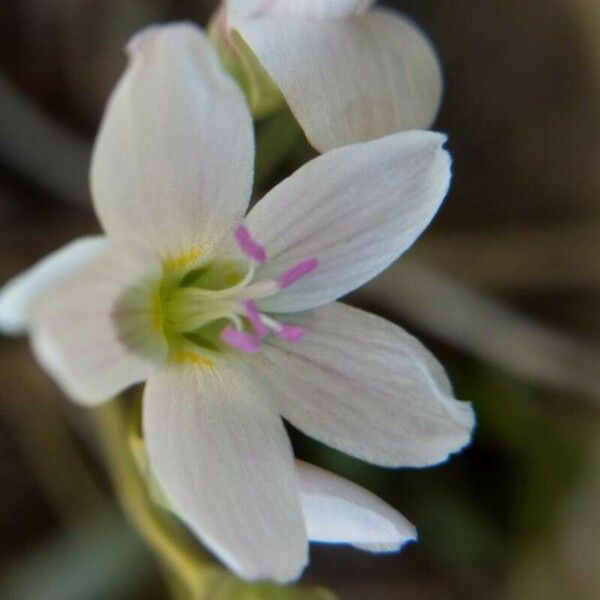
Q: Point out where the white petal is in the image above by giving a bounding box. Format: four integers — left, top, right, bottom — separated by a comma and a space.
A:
91, 23, 254, 259
228, 0, 373, 22
257, 303, 475, 467
226, 0, 269, 22
234, 8, 442, 151
244, 131, 450, 313
0, 237, 107, 335
297, 460, 416, 552
143, 363, 308, 582
31, 244, 165, 405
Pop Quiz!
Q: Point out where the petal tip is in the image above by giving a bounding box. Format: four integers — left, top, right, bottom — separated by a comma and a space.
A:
126, 21, 202, 57
0, 285, 26, 336
424, 401, 477, 467
358, 518, 418, 554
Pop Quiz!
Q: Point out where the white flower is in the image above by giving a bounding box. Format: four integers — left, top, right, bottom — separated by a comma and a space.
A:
215, 0, 443, 151
0, 24, 474, 582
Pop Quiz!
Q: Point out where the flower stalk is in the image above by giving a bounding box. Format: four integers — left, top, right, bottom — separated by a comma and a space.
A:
95, 396, 219, 597
95, 395, 335, 599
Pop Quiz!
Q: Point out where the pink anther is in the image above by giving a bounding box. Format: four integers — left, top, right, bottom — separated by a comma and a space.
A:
275, 325, 306, 342
234, 225, 266, 264
241, 300, 269, 338
221, 326, 262, 353
278, 258, 319, 289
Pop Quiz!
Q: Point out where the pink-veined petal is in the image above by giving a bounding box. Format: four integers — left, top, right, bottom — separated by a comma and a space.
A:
31, 243, 166, 405
91, 23, 254, 259
143, 362, 308, 582
297, 460, 416, 552
256, 303, 474, 467
0, 236, 107, 335
234, 8, 442, 151
244, 130, 450, 313
228, 0, 374, 22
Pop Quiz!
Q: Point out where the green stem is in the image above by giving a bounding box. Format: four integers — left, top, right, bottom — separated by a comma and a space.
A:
95, 396, 336, 600
95, 397, 224, 599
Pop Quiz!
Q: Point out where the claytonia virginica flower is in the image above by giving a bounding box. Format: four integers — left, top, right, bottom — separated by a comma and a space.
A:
210, 0, 443, 151
0, 24, 474, 582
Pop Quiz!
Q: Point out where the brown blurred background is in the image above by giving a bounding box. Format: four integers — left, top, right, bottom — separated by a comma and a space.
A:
1, 1, 599, 599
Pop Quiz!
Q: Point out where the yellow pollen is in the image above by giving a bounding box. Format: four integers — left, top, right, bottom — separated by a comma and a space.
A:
174, 350, 215, 369
163, 247, 202, 271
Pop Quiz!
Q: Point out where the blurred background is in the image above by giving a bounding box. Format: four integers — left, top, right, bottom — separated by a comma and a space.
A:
1, 1, 599, 598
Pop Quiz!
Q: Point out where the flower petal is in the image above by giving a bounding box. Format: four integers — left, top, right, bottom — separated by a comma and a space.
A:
91, 23, 254, 259
257, 303, 474, 467
228, 0, 374, 21
31, 244, 165, 405
226, 0, 269, 22
0, 236, 107, 335
234, 8, 442, 151
244, 130, 450, 313
297, 460, 416, 552
143, 362, 308, 582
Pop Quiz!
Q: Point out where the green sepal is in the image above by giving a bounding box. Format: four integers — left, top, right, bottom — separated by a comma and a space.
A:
208, 16, 285, 120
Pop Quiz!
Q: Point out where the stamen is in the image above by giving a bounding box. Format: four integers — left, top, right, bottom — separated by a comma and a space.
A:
260, 314, 306, 343
234, 225, 266, 264
275, 325, 306, 342
278, 258, 319, 289
241, 300, 269, 338
232, 279, 279, 301
221, 326, 262, 353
